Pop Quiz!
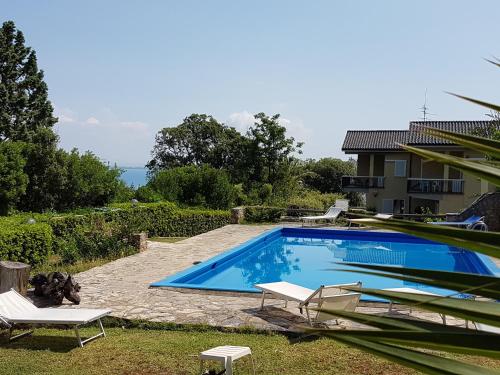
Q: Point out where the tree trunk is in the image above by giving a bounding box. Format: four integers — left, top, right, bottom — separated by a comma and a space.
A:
0, 261, 31, 295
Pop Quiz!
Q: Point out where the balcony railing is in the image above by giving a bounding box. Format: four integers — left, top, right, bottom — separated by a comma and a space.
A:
407, 178, 464, 194
342, 176, 385, 189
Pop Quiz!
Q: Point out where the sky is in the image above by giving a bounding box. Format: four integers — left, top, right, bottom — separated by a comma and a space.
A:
2, 1, 500, 167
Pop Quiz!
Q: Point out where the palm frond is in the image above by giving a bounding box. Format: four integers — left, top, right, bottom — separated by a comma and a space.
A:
310, 327, 500, 359
446, 92, 500, 113
416, 127, 500, 159
484, 57, 500, 68
334, 264, 500, 300
342, 287, 500, 327
320, 335, 498, 375
350, 217, 500, 258
400, 144, 500, 185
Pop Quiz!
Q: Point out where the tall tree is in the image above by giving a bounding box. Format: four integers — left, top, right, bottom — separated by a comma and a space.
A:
246, 113, 303, 185
147, 114, 246, 180
301, 157, 356, 194
0, 141, 28, 214
0, 21, 57, 143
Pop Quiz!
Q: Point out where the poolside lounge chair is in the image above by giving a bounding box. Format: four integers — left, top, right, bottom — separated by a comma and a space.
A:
0, 289, 111, 347
475, 323, 500, 334
255, 281, 361, 325
347, 213, 393, 228
301, 199, 349, 227
429, 215, 487, 230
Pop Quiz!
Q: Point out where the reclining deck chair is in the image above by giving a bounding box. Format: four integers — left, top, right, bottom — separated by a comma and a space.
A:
255, 281, 361, 325
0, 289, 111, 347
429, 215, 487, 230
301, 199, 350, 227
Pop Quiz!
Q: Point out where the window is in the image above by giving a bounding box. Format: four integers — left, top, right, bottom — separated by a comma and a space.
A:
394, 160, 407, 177
382, 199, 405, 214
382, 199, 394, 214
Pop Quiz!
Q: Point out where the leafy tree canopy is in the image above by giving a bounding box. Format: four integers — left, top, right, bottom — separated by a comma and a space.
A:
147, 114, 245, 179
0, 21, 57, 143
0, 141, 28, 214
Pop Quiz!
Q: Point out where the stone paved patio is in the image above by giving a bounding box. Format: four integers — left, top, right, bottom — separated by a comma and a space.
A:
57, 224, 471, 331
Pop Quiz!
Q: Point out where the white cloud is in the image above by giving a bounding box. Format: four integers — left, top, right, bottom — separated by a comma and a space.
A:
54, 107, 76, 124
85, 117, 100, 125
226, 110, 310, 144
277, 117, 310, 143
226, 110, 256, 133
54, 106, 154, 166
120, 121, 148, 132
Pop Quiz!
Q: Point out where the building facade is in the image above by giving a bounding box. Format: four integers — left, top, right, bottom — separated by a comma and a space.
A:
341, 121, 496, 214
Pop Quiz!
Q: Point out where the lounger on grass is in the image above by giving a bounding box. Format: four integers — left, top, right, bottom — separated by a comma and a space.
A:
255, 281, 361, 325
0, 289, 111, 347
348, 213, 393, 228
301, 199, 349, 227
301, 206, 343, 227
429, 215, 486, 230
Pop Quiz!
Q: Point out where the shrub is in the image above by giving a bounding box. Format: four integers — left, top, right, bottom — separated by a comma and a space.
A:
287, 190, 344, 211
148, 165, 236, 209
135, 186, 162, 203
0, 203, 230, 266
0, 218, 52, 265
244, 206, 285, 223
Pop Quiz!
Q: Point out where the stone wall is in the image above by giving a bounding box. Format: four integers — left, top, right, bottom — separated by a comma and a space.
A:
446, 192, 500, 231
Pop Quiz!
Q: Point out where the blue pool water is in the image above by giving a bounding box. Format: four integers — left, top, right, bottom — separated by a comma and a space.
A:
151, 228, 498, 301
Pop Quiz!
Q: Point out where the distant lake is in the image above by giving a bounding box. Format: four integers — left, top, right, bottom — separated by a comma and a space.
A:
120, 167, 148, 187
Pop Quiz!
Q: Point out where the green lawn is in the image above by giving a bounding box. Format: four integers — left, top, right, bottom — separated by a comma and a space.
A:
1, 326, 498, 375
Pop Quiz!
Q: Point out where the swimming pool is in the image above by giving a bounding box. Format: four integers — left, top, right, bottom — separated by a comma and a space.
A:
151, 227, 499, 301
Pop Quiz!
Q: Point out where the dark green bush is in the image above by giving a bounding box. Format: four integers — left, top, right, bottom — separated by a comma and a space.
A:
135, 185, 162, 203
0, 202, 230, 266
148, 165, 236, 209
244, 206, 285, 223
0, 218, 52, 265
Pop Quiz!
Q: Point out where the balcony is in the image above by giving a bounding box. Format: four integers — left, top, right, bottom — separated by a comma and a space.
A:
407, 178, 464, 194
342, 176, 385, 191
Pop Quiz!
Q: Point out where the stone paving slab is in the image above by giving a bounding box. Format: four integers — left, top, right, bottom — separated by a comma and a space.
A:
54, 224, 470, 331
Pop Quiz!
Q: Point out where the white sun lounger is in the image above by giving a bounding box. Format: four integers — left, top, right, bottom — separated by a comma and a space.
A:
348, 213, 393, 228
255, 281, 361, 325
0, 289, 111, 347
301, 199, 350, 227
301, 206, 342, 227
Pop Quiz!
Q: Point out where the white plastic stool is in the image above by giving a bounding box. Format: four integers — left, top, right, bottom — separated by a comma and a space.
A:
199, 345, 255, 375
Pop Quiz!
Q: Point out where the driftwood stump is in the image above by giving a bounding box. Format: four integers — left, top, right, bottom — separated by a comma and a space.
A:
29, 272, 81, 305
0, 261, 31, 295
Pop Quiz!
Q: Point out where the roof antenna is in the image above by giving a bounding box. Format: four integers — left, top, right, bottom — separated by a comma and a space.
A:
421, 89, 429, 122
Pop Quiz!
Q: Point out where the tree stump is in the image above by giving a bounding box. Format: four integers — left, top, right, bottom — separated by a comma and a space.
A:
131, 232, 148, 252
0, 261, 31, 295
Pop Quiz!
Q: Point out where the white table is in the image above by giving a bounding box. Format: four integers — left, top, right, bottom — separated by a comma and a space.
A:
199, 346, 255, 375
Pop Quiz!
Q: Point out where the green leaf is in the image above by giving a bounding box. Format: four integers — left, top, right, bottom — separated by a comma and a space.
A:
400, 144, 500, 186
350, 217, 500, 258
311, 328, 500, 359
335, 263, 500, 300
484, 57, 500, 69
342, 288, 500, 327
447, 92, 500, 113
418, 127, 500, 159
307, 309, 473, 332
316, 335, 499, 375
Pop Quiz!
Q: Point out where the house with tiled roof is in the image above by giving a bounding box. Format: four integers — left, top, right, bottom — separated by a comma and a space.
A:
341, 121, 497, 214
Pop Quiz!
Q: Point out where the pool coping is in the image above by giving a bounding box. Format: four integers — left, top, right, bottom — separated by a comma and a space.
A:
151, 226, 499, 293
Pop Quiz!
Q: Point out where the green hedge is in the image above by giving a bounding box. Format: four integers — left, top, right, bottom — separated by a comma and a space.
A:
0, 202, 231, 266
48, 202, 230, 238
0, 218, 52, 265
244, 206, 285, 223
